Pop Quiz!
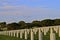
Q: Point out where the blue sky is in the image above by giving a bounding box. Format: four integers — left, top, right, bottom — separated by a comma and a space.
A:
0, 0, 60, 23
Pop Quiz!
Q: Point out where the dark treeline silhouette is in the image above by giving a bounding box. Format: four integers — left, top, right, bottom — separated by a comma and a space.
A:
0, 19, 60, 31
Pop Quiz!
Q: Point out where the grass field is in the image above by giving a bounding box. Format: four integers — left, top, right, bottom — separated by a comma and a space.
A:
0, 35, 26, 40
0, 29, 60, 40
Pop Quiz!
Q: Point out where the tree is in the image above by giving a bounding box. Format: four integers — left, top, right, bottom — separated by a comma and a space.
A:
26, 23, 33, 28
32, 20, 42, 27
0, 22, 7, 31
41, 19, 54, 26
0, 22, 6, 28
18, 21, 25, 25
18, 21, 28, 29
7, 22, 20, 30
54, 19, 60, 25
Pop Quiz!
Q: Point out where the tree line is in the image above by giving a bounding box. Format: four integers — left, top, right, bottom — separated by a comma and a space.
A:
0, 19, 60, 31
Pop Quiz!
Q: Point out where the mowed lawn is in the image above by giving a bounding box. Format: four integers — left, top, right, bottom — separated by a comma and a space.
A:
0, 35, 26, 40
0, 30, 60, 40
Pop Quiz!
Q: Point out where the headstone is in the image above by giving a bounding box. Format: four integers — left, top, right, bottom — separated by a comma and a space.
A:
50, 28, 56, 40
59, 27, 60, 37
20, 31, 23, 38
33, 29, 38, 34
13, 32, 16, 37
25, 30, 27, 39
53, 27, 58, 33
16, 31, 19, 37
44, 27, 49, 35
38, 29, 42, 40
10, 31, 13, 36
31, 29, 34, 40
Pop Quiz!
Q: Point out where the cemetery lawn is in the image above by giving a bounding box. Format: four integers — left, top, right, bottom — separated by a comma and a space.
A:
0, 35, 25, 40
0, 31, 60, 40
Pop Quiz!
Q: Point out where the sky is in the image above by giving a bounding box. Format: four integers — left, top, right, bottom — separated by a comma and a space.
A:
0, 0, 60, 23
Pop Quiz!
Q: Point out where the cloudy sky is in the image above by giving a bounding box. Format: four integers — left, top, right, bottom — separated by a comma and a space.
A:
0, 0, 60, 23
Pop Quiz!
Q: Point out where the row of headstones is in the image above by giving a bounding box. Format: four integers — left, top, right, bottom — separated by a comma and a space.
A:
0, 26, 60, 40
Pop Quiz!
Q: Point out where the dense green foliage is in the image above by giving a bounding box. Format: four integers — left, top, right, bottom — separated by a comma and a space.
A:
0, 19, 60, 30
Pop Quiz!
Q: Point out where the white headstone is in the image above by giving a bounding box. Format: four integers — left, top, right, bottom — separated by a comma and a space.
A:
10, 31, 13, 36
38, 29, 42, 40
44, 27, 49, 35
53, 27, 58, 33
59, 27, 60, 37
50, 28, 56, 40
31, 29, 34, 40
13, 32, 16, 37
16, 31, 19, 37
20, 31, 23, 38
33, 29, 38, 34
25, 30, 27, 39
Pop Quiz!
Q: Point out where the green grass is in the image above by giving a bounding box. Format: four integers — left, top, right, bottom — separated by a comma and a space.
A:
0, 29, 60, 40
0, 35, 26, 40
